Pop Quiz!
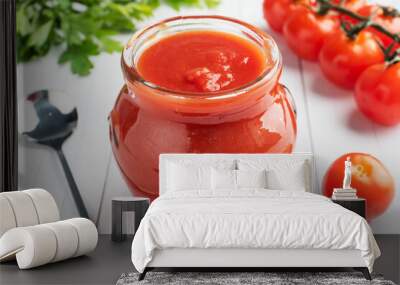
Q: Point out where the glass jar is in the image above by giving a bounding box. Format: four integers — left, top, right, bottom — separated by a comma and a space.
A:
109, 16, 297, 200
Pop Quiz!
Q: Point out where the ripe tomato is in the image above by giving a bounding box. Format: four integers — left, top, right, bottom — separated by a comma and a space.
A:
319, 30, 384, 89
263, 0, 308, 33
283, 7, 339, 61
323, 153, 395, 221
343, 5, 400, 48
355, 62, 400, 126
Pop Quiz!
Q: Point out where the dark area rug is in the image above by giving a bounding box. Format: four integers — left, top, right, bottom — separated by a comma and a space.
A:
116, 271, 396, 285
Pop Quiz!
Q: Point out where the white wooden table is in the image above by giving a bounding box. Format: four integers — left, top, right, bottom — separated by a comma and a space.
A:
17, 0, 400, 234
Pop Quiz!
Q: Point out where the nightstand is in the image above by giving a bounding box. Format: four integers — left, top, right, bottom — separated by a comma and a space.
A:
332, 198, 366, 218
112, 197, 150, 242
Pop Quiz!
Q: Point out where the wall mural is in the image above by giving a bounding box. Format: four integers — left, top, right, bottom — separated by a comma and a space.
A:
17, 0, 400, 234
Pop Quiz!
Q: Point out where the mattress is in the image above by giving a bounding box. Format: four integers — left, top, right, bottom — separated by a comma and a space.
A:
131, 190, 380, 273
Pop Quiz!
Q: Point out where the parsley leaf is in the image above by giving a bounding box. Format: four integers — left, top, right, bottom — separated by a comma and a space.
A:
27, 20, 53, 48
59, 39, 100, 76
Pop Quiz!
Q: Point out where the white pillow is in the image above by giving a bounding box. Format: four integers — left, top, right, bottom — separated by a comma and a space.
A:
266, 168, 306, 191
167, 163, 212, 192
211, 168, 237, 190
236, 169, 267, 189
166, 159, 236, 171
238, 158, 308, 191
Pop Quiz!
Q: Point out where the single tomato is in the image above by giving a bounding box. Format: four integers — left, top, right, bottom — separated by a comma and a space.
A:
355, 62, 400, 126
319, 30, 384, 89
263, 0, 309, 33
323, 153, 395, 221
343, 4, 400, 48
283, 6, 339, 61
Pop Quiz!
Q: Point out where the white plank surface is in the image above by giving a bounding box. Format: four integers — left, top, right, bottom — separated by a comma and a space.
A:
18, 0, 399, 234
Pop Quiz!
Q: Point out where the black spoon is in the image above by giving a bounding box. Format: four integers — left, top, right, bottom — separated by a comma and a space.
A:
23, 90, 89, 218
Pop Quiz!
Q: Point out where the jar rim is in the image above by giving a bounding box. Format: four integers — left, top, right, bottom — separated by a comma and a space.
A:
121, 15, 282, 99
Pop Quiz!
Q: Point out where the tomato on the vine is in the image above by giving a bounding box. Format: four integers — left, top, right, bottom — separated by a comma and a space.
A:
263, 0, 309, 32
355, 62, 400, 126
323, 153, 394, 221
283, 6, 339, 61
343, 4, 400, 48
319, 30, 384, 89
263, 0, 365, 34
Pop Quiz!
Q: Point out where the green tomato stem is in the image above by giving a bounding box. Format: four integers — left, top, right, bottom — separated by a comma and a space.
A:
316, 0, 400, 43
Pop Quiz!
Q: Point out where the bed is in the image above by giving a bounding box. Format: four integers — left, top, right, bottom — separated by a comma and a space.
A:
131, 153, 380, 280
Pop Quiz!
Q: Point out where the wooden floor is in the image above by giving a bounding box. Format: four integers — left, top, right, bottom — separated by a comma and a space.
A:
0, 235, 398, 285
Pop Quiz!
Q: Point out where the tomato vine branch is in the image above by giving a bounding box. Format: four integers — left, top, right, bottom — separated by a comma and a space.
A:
316, 0, 400, 43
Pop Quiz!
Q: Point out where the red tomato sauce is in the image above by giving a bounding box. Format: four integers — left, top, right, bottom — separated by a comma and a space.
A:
137, 31, 266, 93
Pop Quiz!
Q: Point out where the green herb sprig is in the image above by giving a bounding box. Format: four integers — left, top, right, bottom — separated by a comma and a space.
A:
16, 0, 220, 76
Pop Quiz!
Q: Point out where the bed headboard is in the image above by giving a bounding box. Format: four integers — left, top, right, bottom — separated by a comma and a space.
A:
159, 153, 315, 195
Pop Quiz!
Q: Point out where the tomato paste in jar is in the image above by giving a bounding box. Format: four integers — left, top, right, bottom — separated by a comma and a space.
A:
109, 16, 297, 200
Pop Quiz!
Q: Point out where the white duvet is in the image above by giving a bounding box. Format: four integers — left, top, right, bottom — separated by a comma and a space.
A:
131, 190, 380, 273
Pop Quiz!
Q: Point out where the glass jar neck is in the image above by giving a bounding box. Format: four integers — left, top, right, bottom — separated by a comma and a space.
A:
121, 15, 282, 122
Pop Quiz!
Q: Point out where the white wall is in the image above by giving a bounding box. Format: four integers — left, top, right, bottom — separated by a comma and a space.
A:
18, 0, 400, 234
